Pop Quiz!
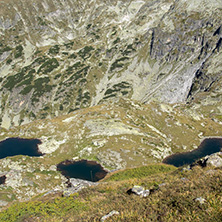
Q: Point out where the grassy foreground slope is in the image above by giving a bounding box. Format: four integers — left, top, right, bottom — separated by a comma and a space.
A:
0, 164, 221, 221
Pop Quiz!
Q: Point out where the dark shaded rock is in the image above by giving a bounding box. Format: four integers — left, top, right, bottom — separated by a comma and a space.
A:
0, 175, 6, 185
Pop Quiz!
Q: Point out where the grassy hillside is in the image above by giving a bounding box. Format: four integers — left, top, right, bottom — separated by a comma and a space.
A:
0, 164, 221, 221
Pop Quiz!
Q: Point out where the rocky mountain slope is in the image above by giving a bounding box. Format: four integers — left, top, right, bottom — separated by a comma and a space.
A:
0, 0, 221, 128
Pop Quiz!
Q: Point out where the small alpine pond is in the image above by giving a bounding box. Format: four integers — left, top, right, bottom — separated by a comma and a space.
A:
163, 138, 222, 167
0, 137, 43, 159
57, 159, 108, 182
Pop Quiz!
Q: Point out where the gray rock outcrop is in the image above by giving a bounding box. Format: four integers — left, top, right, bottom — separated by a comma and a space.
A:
127, 185, 150, 197
101, 210, 120, 222
205, 152, 222, 167
63, 178, 98, 197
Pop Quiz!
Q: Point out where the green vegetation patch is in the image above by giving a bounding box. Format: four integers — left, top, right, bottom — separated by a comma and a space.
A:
64, 41, 74, 49
86, 24, 92, 29
31, 77, 53, 102
104, 164, 176, 182
103, 81, 132, 99
37, 16, 47, 26
21, 85, 33, 95
3, 65, 35, 92
75, 88, 91, 107
14, 45, 23, 58
68, 66, 90, 82
6, 58, 12, 64
54, 65, 90, 105
110, 57, 129, 71
32, 56, 47, 66
65, 62, 85, 76
3, 72, 24, 90
37, 58, 59, 74
17, 69, 35, 88
0, 196, 87, 221
68, 53, 77, 59
122, 44, 136, 56
48, 45, 60, 55
54, 73, 61, 80
78, 46, 94, 59
113, 37, 120, 45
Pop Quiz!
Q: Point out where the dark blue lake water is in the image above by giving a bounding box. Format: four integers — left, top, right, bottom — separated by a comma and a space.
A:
57, 159, 107, 182
0, 137, 43, 159
163, 138, 222, 167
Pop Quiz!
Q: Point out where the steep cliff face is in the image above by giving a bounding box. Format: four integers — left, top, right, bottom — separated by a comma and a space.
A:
0, 0, 221, 128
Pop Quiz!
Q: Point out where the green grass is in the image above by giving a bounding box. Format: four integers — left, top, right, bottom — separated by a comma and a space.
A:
103, 164, 176, 182
0, 196, 87, 222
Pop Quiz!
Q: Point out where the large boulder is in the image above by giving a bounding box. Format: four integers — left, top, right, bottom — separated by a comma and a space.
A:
206, 152, 222, 167
127, 185, 150, 197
